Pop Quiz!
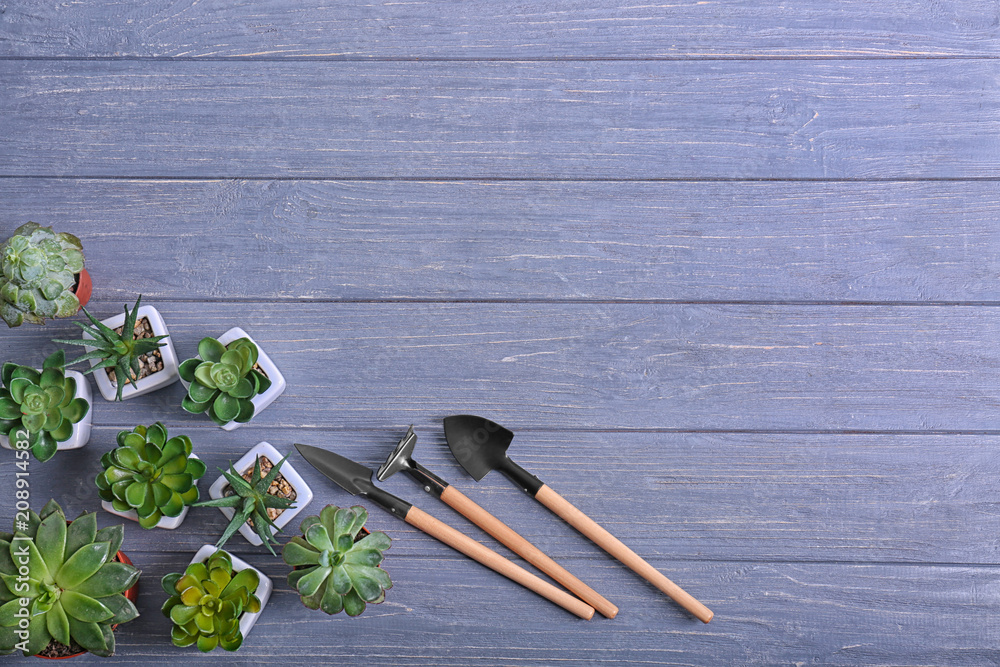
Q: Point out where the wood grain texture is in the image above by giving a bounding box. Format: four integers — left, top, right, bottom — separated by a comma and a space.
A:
2, 0, 999, 59
5, 179, 1000, 303
3, 60, 1000, 178
5, 302, 999, 431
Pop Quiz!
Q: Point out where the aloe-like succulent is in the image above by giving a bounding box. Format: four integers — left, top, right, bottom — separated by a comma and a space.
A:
96, 422, 207, 529
161, 550, 260, 652
0, 499, 140, 657
192, 454, 295, 556
179, 337, 271, 426
54, 295, 168, 401
0, 222, 85, 328
0, 350, 90, 462
283, 505, 391, 616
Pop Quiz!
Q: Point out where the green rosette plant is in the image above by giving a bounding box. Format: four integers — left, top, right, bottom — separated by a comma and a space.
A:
282, 505, 391, 616
0, 222, 85, 327
161, 550, 260, 652
0, 499, 140, 657
179, 337, 271, 426
55, 295, 168, 401
0, 350, 89, 462
96, 422, 207, 529
192, 454, 295, 556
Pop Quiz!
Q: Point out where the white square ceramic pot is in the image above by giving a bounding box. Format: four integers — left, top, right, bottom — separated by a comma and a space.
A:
0, 369, 92, 451
189, 545, 272, 642
207, 441, 313, 547
83, 304, 180, 401
180, 327, 286, 431
101, 454, 200, 530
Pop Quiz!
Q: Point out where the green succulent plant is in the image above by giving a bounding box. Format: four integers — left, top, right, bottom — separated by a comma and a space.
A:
54, 295, 168, 401
0, 222, 85, 328
161, 549, 260, 652
179, 337, 271, 426
0, 499, 140, 657
192, 454, 295, 556
0, 350, 90, 462
96, 422, 207, 529
282, 505, 391, 616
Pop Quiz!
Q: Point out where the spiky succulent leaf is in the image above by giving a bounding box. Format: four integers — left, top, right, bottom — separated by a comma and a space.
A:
95, 422, 205, 529
180, 336, 270, 425
282, 504, 391, 616
161, 550, 260, 653
0, 223, 85, 328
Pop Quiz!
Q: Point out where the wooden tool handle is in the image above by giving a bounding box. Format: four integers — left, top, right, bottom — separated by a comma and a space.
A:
404, 505, 595, 620
534, 485, 714, 623
440, 485, 618, 619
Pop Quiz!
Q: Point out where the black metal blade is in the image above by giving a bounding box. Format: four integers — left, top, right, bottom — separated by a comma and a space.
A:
443, 414, 515, 481
294, 443, 415, 519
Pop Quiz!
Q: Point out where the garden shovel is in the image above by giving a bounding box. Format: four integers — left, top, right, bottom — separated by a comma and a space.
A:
442, 415, 714, 623
377, 426, 618, 618
293, 443, 595, 620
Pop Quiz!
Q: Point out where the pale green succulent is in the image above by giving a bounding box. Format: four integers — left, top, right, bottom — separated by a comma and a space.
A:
0, 222, 85, 327
282, 505, 391, 616
179, 337, 271, 426
0, 499, 140, 657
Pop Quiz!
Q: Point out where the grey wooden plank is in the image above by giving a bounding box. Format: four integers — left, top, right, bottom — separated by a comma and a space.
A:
5, 427, 995, 564
54, 554, 1000, 665
3, 302, 999, 432
5, 179, 1000, 303
2, 0, 1000, 59
3, 60, 999, 178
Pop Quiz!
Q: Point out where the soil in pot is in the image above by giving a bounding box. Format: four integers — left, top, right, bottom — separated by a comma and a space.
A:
103, 316, 164, 386
223, 456, 297, 529
36, 552, 138, 660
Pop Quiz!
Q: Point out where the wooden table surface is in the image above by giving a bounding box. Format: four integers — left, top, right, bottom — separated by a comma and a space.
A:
2, 2, 998, 664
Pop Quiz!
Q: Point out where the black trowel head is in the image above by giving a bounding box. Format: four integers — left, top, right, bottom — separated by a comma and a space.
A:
377, 426, 417, 481
442, 415, 515, 481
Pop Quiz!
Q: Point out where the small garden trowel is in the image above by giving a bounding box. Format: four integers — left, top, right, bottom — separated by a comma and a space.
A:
442, 414, 714, 623
377, 426, 618, 618
293, 443, 595, 620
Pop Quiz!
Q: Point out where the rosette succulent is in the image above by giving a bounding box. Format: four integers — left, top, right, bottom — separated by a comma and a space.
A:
0, 499, 140, 657
55, 295, 168, 401
96, 422, 207, 529
179, 337, 271, 426
1, 222, 85, 327
0, 350, 90, 462
282, 505, 391, 616
192, 454, 295, 556
161, 550, 260, 652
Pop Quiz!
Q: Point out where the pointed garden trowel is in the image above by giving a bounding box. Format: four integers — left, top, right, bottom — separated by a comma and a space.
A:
377, 426, 618, 618
293, 443, 595, 620
442, 415, 714, 623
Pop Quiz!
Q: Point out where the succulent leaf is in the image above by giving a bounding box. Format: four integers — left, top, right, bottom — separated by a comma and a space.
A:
180, 336, 269, 425
0, 223, 85, 327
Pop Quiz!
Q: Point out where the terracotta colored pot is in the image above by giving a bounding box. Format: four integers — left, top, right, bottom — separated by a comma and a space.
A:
37, 550, 138, 660
72, 269, 92, 309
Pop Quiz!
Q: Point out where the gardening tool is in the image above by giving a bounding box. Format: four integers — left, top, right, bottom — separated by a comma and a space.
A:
442, 415, 714, 623
293, 443, 595, 620
377, 426, 618, 619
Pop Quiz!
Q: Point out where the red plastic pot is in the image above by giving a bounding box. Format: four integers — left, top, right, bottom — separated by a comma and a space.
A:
73, 269, 92, 310
37, 550, 138, 660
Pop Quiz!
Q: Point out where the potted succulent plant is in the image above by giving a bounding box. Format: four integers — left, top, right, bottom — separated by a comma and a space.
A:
178, 328, 286, 431
161, 547, 271, 652
96, 422, 206, 529
1, 222, 90, 328
0, 350, 92, 461
196, 442, 312, 555
0, 500, 140, 658
55, 295, 179, 402
282, 505, 392, 616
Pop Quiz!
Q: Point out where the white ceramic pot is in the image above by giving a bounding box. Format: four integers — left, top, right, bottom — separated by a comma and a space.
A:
101, 454, 201, 530
180, 327, 286, 431
84, 304, 180, 401
207, 441, 313, 547
189, 545, 273, 641
0, 369, 92, 451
